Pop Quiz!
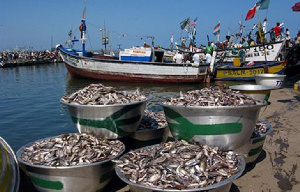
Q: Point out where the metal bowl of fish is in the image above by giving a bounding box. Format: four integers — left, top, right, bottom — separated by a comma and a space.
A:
229, 84, 273, 101
236, 119, 273, 164
0, 137, 20, 192
161, 87, 268, 150
16, 133, 125, 192
114, 140, 245, 192
129, 110, 169, 149
254, 74, 286, 89
60, 83, 151, 139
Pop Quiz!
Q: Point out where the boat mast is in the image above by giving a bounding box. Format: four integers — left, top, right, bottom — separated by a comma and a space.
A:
170, 34, 174, 51
100, 20, 109, 54
80, 7, 87, 56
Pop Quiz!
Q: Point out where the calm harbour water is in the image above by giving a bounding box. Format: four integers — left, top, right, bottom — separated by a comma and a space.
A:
0, 63, 206, 152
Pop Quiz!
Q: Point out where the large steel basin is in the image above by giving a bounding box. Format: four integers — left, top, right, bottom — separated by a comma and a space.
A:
0, 137, 20, 192
236, 119, 273, 164
255, 74, 286, 89
61, 97, 151, 139
129, 125, 169, 149
115, 145, 245, 192
16, 136, 125, 192
229, 84, 273, 101
161, 102, 267, 150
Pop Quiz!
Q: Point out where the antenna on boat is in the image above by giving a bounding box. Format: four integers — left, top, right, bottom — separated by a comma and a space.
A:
100, 20, 109, 54
170, 34, 174, 51
79, 6, 87, 56
239, 15, 244, 42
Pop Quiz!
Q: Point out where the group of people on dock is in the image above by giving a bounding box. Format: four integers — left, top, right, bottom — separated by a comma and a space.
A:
0, 50, 58, 63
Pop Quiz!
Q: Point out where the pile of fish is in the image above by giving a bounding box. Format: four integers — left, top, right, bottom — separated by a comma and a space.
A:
114, 140, 241, 189
20, 133, 124, 166
163, 87, 263, 106
61, 83, 148, 105
252, 121, 270, 138
137, 110, 167, 131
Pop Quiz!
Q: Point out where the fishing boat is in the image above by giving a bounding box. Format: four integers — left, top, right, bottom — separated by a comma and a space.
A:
0, 137, 20, 192
213, 60, 286, 81
210, 0, 288, 81
216, 40, 285, 63
57, 45, 210, 83
213, 46, 287, 81
57, 8, 210, 83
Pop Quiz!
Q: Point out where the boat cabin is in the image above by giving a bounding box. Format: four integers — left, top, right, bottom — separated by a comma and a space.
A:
119, 47, 169, 63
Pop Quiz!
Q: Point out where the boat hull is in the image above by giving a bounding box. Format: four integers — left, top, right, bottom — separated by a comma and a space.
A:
58, 46, 209, 83
214, 61, 286, 81
216, 41, 285, 62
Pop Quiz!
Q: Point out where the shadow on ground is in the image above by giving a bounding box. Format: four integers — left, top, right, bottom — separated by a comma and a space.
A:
231, 150, 267, 192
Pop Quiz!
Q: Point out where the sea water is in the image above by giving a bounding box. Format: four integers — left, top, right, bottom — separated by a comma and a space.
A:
0, 63, 204, 152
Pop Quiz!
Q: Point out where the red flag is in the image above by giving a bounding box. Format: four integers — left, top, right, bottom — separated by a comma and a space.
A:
292, 2, 300, 12
245, 5, 257, 21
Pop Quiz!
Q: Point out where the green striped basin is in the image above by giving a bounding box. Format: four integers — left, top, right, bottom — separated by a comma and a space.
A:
61, 97, 151, 139
161, 102, 267, 150
16, 137, 125, 192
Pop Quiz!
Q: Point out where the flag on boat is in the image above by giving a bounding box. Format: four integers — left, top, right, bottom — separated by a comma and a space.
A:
213, 22, 220, 36
180, 17, 190, 30
190, 17, 198, 26
292, 2, 300, 12
256, 0, 270, 10
247, 61, 255, 66
245, 5, 257, 21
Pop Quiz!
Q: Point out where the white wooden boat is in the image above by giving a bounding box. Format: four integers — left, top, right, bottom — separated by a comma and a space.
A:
57, 8, 209, 83
57, 45, 209, 83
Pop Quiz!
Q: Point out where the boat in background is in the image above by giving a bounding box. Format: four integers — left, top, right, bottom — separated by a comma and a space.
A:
57, 8, 210, 83
213, 60, 286, 81
216, 40, 285, 63
57, 44, 209, 83
0, 137, 20, 192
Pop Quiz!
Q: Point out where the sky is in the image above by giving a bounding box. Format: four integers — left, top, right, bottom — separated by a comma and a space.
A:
1, 0, 299, 52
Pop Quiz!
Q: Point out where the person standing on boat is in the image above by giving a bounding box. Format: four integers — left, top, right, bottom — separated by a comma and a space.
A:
79, 21, 86, 38
255, 30, 262, 44
285, 28, 292, 48
174, 51, 184, 64
205, 42, 214, 55
204, 51, 212, 64
273, 22, 281, 41
268, 28, 275, 42
192, 53, 200, 65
